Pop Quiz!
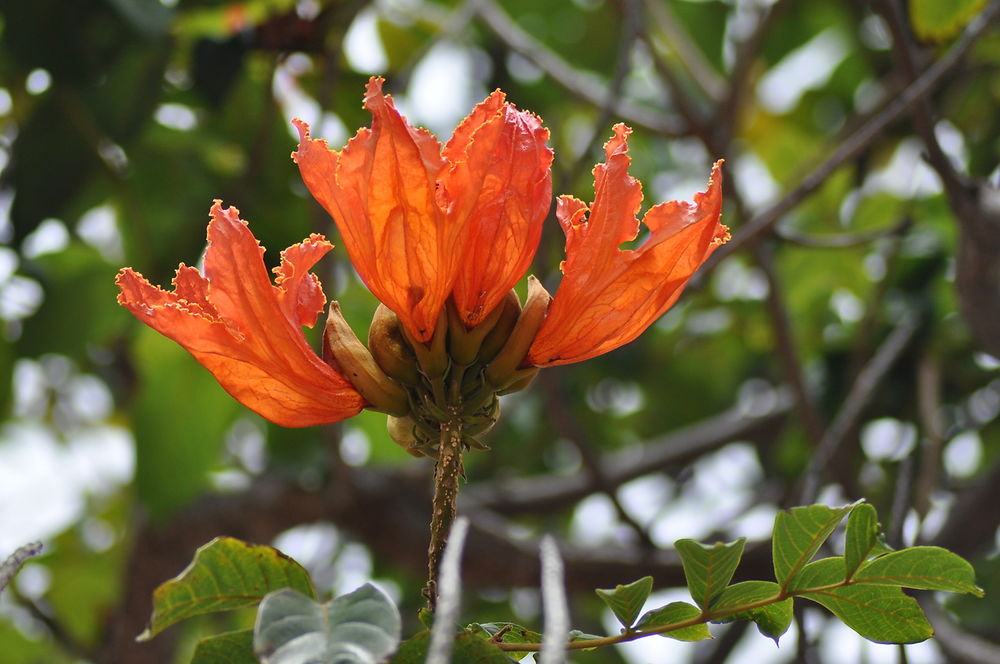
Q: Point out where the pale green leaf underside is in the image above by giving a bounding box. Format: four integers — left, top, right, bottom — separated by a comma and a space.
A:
254, 585, 401, 664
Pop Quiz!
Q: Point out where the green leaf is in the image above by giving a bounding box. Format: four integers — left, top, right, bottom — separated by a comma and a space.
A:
844, 503, 891, 579
854, 547, 984, 596
710, 580, 781, 615
468, 622, 542, 661
788, 557, 845, 592
635, 601, 711, 642
139, 537, 315, 641
254, 585, 401, 664
595, 576, 654, 629
709, 581, 791, 643
391, 630, 513, 664
802, 583, 932, 644
675, 538, 746, 609
909, 0, 987, 42
191, 629, 257, 664
773, 503, 854, 588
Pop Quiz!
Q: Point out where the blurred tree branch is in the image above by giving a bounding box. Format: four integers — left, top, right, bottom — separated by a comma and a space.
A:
875, 0, 1000, 359
707, 0, 1000, 267
473, 0, 684, 136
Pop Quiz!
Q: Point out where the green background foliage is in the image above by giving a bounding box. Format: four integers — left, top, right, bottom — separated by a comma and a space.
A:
0, 0, 998, 662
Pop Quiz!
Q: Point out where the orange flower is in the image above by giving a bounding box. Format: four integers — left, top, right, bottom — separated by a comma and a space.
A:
116, 79, 727, 432
292, 76, 553, 340
116, 201, 365, 428
527, 124, 729, 367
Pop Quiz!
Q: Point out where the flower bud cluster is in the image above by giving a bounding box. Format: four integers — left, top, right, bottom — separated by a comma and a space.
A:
323, 278, 552, 458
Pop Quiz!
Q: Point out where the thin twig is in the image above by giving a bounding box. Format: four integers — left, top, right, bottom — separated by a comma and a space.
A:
876, 0, 1000, 359
753, 242, 826, 448
931, 454, 1000, 556
712, 0, 793, 149
845, 217, 912, 382
873, 0, 969, 198
887, 452, 916, 548
474, 0, 683, 136
638, 28, 709, 139
914, 353, 944, 518
641, 0, 725, 101
705, 2, 1000, 267
537, 372, 657, 549
0, 541, 42, 595
11, 589, 98, 661
469, 386, 792, 515
387, 0, 481, 90
920, 596, 1000, 664
798, 311, 922, 504
566, 0, 641, 181
774, 217, 913, 248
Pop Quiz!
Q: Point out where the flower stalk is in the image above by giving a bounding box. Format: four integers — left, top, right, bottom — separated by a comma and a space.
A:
424, 419, 464, 609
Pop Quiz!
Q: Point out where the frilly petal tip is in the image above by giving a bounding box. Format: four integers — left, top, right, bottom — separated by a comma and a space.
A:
696, 160, 725, 211
604, 123, 633, 154
291, 117, 311, 141
363, 75, 389, 109
207, 200, 251, 230
114, 266, 133, 284
208, 199, 239, 221
708, 159, 724, 183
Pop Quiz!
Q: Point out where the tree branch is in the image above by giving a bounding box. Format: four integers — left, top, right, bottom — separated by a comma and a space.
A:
469, 387, 792, 515
704, 2, 1000, 268
798, 311, 922, 503
875, 0, 1000, 359
473, 0, 683, 136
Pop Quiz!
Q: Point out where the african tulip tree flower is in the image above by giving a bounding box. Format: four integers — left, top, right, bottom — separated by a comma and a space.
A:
115, 202, 365, 428
115, 77, 727, 452
527, 124, 728, 367
293, 76, 553, 341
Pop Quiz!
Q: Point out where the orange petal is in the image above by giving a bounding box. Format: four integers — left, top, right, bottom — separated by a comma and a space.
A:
116, 202, 365, 427
442, 91, 553, 327
527, 125, 728, 366
292, 76, 458, 343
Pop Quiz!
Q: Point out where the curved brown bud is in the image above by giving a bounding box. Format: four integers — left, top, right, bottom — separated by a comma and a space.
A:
369, 304, 421, 386
324, 302, 410, 416
484, 276, 551, 388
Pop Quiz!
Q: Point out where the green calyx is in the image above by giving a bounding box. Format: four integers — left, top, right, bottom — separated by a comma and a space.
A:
357, 288, 549, 457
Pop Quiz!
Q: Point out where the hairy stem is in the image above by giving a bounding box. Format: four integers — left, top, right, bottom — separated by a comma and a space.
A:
423, 419, 465, 609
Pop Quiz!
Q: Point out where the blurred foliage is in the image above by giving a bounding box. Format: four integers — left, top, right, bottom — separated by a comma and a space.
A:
0, 0, 998, 663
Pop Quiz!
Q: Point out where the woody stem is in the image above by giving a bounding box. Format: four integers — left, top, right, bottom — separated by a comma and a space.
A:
422, 418, 465, 610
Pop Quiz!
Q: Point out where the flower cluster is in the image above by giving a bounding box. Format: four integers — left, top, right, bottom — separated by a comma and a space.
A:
117, 77, 728, 455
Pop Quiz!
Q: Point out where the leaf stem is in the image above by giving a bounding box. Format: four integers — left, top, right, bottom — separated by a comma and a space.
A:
493, 577, 874, 652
